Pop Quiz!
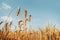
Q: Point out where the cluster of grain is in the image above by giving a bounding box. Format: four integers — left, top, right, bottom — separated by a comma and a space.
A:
0, 24, 60, 40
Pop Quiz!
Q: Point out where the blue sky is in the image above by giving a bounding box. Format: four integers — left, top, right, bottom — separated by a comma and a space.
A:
0, 0, 60, 30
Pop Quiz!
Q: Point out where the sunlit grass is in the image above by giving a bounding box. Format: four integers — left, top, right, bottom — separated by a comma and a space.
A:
0, 24, 60, 40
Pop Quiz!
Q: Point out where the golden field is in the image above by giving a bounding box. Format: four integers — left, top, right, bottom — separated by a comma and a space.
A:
0, 24, 60, 40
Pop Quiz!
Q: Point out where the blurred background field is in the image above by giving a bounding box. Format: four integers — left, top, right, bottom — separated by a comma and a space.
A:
0, 23, 60, 40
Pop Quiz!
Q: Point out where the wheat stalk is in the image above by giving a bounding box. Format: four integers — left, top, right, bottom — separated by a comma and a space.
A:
16, 7, 20, 16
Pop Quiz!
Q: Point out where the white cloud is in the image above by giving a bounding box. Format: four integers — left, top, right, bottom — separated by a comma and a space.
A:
2, 2, 12, 10
1, 16, 13, 22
